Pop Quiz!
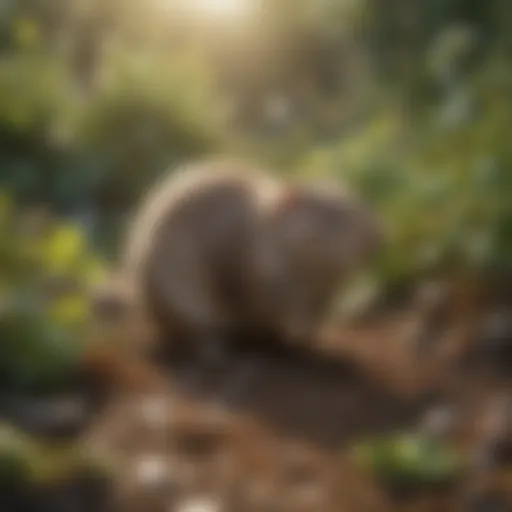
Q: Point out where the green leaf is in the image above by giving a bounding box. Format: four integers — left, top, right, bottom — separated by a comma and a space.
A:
352, 433, 463, 488
43, 224, 86, 274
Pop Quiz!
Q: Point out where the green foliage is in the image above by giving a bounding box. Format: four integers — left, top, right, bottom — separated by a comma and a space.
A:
296, 54, 512, 288
73, 48, 225, 209
0, 6, 226, 212
352, 433, 464, 490
0, 422, 113, 487
0, 194, 107, 393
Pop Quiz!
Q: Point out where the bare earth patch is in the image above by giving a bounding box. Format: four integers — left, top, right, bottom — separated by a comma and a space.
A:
84, 314, 512, 511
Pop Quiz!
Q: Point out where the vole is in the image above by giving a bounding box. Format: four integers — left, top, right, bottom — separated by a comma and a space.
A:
118, 156, 384, 364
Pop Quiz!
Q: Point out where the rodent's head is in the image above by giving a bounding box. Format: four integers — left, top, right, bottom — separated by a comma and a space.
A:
266, 182, 384, 345
271, 181, 385, 277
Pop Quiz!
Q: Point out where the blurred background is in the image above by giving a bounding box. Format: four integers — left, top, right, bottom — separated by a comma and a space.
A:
1, 1, 512, 511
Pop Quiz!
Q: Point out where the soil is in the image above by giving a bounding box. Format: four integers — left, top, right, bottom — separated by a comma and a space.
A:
80, 310, 512, 512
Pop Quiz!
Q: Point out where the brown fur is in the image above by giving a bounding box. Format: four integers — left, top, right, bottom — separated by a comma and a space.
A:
120, 156, 383, 361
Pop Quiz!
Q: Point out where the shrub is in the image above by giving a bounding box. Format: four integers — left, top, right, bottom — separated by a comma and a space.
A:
0, 193, 108, 393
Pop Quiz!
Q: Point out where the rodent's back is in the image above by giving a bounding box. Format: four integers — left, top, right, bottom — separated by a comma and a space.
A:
120, 157, 383, 350
121, 157, 281, 337
123, 157, 276, 274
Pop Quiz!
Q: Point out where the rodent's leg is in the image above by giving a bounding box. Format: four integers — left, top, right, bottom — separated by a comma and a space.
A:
145, 241, 233, 371
154, 242, 230, 333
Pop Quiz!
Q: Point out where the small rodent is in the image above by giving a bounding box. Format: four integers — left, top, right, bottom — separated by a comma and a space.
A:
118, 156, 384, 364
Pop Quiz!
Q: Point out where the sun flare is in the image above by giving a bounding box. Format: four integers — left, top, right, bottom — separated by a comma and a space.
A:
191, 0, 253, 19
165, 0, 259, 24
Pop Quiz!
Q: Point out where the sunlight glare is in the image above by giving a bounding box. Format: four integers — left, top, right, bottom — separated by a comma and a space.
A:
163, 0, 259, 25
192, 0, 253, 19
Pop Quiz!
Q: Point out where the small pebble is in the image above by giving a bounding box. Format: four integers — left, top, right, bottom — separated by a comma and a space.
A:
134, 455, 171, 487
419, 404, 457, 438
175, 495, 222, 512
